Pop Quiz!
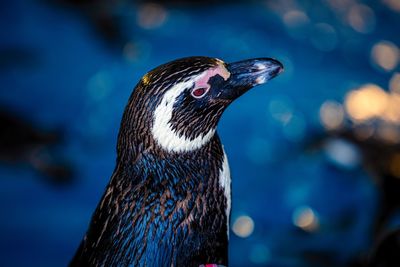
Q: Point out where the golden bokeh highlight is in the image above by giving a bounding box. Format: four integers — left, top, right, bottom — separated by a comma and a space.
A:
137, 3, 168, 29
371, 41, 399, 71
383, 0, 400, 12
283, 10, 310, 28
345, 83, 400, 125
381, 94, 400, 123
347, 4, 375, 33
232, 215, 255, 238
292, 206, 320, 232
319, 100, 345, 130
389, 72, 400, 94
345, 84, 388, 122
344, 83, 400, 143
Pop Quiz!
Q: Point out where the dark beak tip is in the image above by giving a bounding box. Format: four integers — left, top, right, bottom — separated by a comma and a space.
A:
268, 58, 284, 73
275, 63, 284, 76
260, 58, 284, 81
277, 61, 284, 72
220, 57, 284, 100
269, 59, 285, 80
225, 57, 284, 86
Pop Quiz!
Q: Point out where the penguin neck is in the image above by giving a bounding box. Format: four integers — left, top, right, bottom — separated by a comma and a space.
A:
112, 134, 231, 265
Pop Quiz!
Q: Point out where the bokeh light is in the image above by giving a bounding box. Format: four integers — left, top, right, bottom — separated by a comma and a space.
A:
232, 215, 255, 238
345, 84, 388, 122
319, 100, 345, 130
282, 9, 310, 40
381, 93, 400, 123
268, 96, 293, 125
345, 83, 400, 128
347, 4, 376, 34
389, 72, 400, 94
383, 0, 400, 12
292, 206, 320, 232
283, 10, 310, 28
324, 138, 361, 169
371, 41, 399, 71
137, 3, 168, 29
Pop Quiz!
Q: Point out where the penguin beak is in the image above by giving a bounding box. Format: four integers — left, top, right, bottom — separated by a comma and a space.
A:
220, 58, 283, 100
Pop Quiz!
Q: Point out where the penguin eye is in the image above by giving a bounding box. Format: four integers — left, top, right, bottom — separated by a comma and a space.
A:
191, 87, 208, 98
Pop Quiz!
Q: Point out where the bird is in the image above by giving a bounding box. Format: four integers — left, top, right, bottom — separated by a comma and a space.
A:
70, 56, 283, 267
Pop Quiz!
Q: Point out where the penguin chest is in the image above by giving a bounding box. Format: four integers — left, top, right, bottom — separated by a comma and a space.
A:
133, 189, 229, 266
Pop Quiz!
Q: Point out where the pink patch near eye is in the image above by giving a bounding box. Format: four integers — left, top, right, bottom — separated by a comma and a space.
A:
192, 87, 206, 97
192, 63, 230, 99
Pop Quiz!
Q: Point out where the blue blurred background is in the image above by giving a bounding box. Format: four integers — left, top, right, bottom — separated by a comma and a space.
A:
1, 0, 400, 266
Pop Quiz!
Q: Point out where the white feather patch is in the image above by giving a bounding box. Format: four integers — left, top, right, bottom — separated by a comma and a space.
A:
151, 63, 230, 153
219, 149, 231, 238
151, 79, 215, 153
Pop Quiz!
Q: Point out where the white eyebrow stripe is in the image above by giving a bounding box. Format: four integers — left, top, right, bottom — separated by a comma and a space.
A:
151, 63, 230, 153
151, 78, 215, 153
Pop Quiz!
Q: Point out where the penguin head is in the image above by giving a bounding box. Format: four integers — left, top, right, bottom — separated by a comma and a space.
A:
124, 56, 283, 154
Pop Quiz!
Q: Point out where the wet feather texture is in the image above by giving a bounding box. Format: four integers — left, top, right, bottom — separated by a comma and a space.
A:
70, 56, 282, 266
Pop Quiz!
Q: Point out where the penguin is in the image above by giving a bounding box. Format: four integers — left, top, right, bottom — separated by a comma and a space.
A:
70, 56, 283, 267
